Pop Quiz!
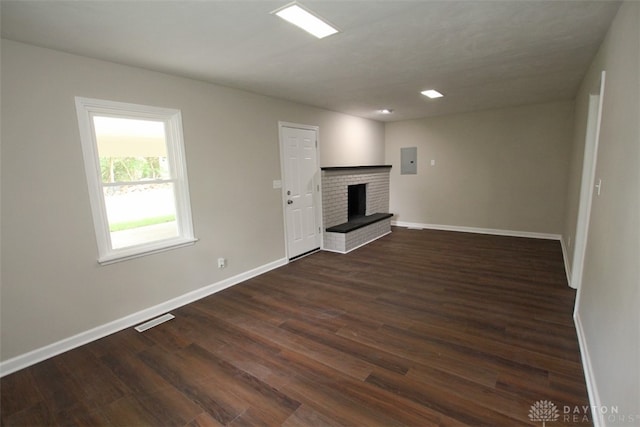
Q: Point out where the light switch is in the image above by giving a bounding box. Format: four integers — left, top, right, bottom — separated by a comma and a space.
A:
273, 180, 282, 189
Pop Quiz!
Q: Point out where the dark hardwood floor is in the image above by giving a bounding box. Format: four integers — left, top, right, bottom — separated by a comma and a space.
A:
1, 227, 591, 426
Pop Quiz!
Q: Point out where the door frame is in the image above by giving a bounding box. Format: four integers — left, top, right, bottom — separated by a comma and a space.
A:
571, 71, 606, 293
278, 121, 323, 260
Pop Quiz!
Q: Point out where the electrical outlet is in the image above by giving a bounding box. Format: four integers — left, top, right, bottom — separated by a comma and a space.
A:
217, 257, 227, 269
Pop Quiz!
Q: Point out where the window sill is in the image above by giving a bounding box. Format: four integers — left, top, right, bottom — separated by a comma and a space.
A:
98, 237, 198, 265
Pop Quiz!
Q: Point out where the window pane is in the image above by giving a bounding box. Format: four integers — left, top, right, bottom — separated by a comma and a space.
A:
93, 116, 170, 183
104, 183, 178, 249
76, 97, 195, 263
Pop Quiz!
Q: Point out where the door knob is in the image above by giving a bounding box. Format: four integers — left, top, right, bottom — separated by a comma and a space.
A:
287, 200, 293, 205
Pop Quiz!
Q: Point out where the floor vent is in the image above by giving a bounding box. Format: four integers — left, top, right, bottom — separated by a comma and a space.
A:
134, 313, 175, 332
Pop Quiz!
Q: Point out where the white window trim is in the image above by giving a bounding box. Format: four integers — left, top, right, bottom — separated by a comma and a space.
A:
75, 97, 196, 265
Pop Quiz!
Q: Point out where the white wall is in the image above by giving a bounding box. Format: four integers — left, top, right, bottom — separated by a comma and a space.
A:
0, 40, 384, 363
385, 101, 574, 235
567, 2, 639, 424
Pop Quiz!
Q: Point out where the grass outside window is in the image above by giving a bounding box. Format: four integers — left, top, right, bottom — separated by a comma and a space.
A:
109, 214, 176, 232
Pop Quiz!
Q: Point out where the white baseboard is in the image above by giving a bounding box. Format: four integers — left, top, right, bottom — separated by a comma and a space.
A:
0, 257, 288, 378
391, 220, 562, 241
321, 246, 344, 254
574, 311, 603, 427
560, 237, 573, 288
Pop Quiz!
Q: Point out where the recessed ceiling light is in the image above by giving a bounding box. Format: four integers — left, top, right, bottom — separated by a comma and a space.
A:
421, 89, 444, 99
379, 109, 393, 114
272, 2, 339, 39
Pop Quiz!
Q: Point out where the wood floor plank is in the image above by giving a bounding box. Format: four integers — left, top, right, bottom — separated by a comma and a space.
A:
2, 402, 58, 427
365, 368, 533, 426
0, 368, 42, 423
104, 386, 202, 427
405, 364, 542, 423
186, 412, 225, 427
496, 371, 588, 407
101, 393, 173, 426
281, 404, 343, 427
176, 304, 275, 355
55, 345, 130, 410
333, 375, 470, 427
84, 327, 155, 359
99, 350, 174, 397
186, 345, 301, 424
236, 319, 376, 381
28, 358, 96, 417
335, 322, 526, 388
405, 321, 584, 378
279, 318, 410, 375
279, 375, 403, 426
138, 319, 194, 353
0, 228, 591, 426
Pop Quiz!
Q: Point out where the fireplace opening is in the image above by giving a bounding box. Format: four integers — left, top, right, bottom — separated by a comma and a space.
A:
348, 184, 366, 221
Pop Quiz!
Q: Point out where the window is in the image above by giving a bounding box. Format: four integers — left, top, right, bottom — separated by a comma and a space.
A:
75, 97, 196, 264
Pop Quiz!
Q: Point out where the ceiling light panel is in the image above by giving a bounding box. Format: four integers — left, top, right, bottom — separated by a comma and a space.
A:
421, 89, 444, 99
273, 2, 339, 39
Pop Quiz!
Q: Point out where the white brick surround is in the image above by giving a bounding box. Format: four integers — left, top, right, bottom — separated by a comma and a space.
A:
323, 219, 391, 254
321, 166, 392, 253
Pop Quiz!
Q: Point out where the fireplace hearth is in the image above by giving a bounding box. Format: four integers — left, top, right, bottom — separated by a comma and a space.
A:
321, 165, 393, 253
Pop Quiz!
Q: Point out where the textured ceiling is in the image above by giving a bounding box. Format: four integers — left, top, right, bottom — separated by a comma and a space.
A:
0, 1, 621, 122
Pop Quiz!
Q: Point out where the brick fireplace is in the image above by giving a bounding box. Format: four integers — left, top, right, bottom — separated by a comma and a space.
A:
321, 165, 392, 253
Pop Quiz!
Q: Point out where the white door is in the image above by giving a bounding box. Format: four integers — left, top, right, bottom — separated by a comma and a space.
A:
571, 71, 605, 293
280, 124, 321, 259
